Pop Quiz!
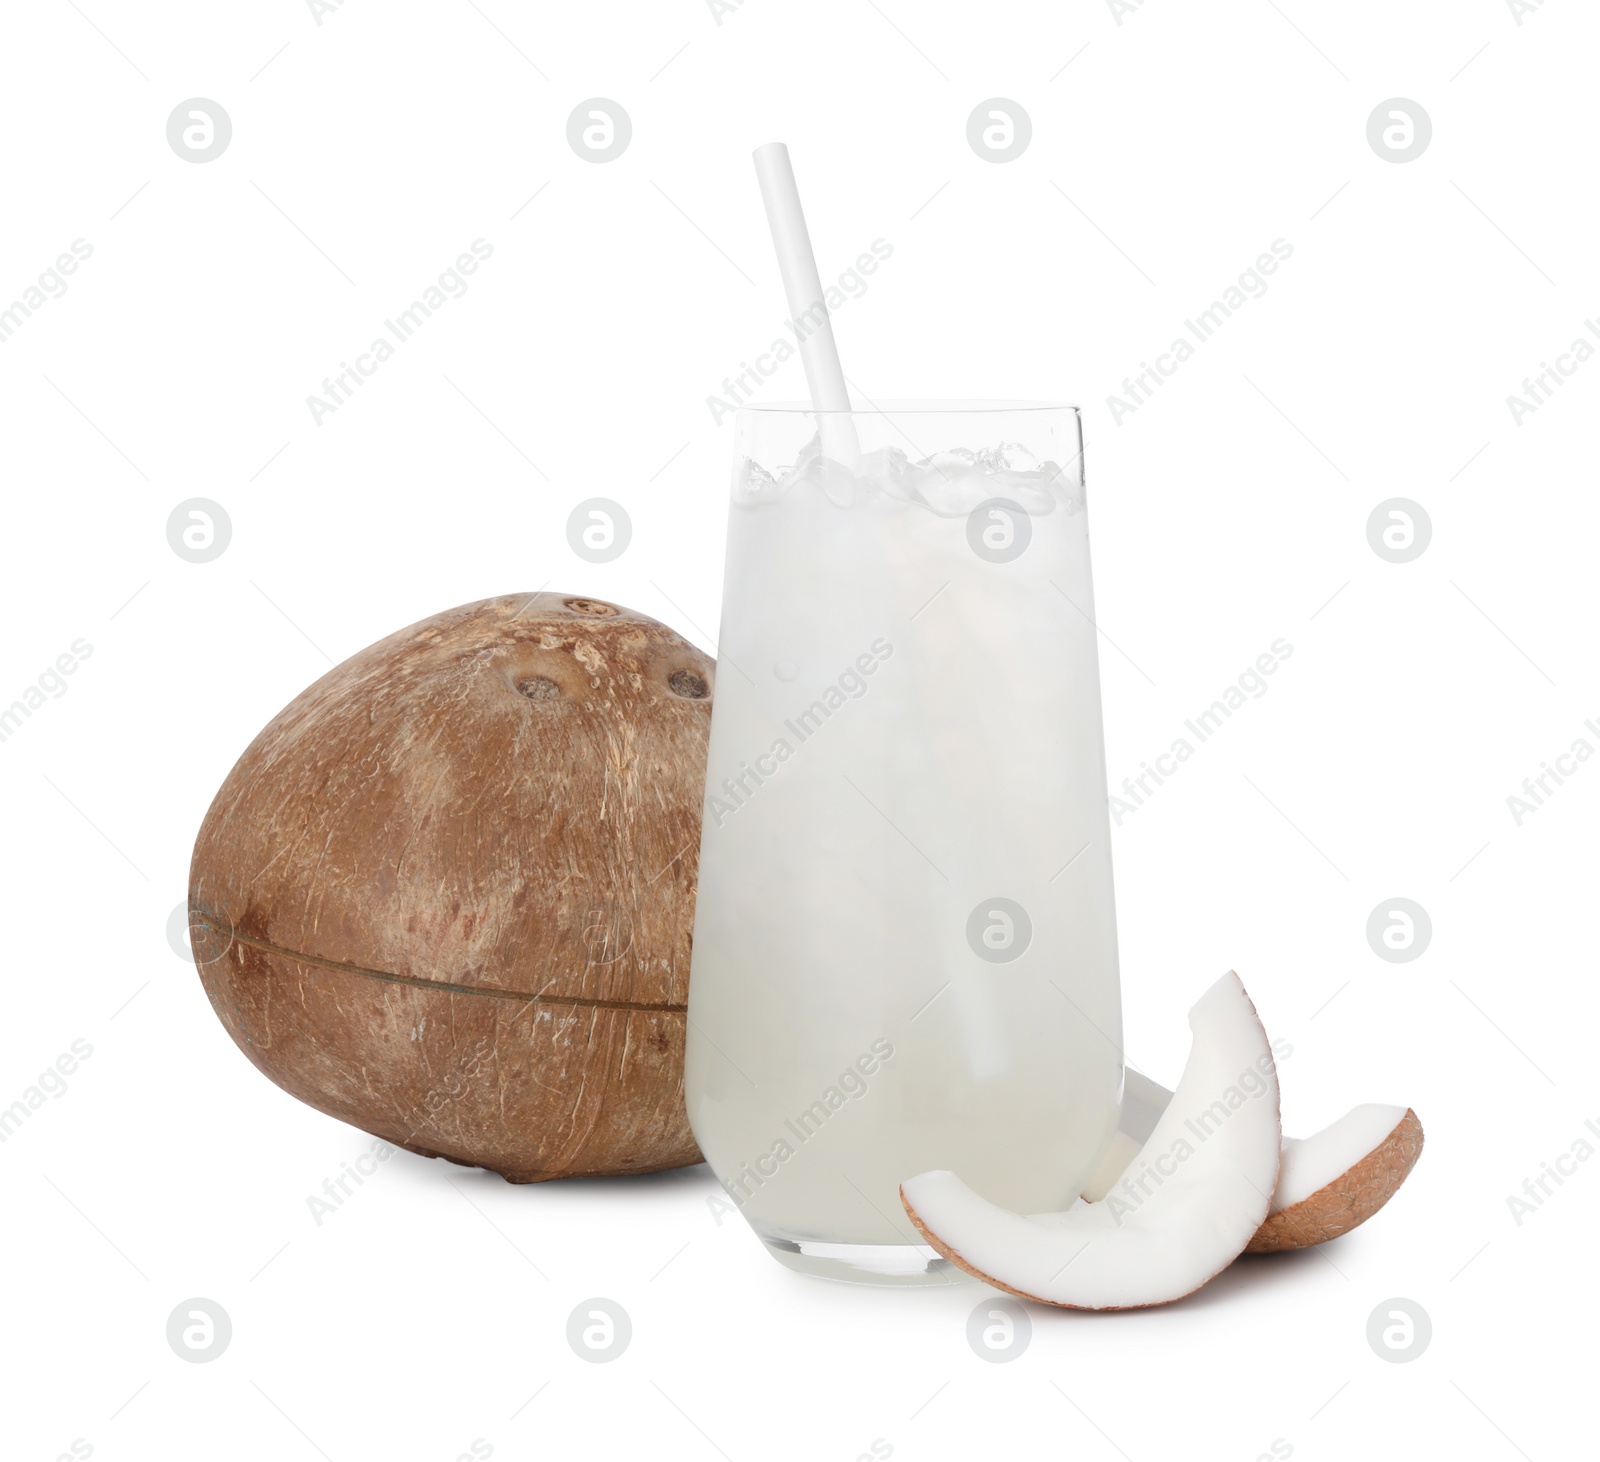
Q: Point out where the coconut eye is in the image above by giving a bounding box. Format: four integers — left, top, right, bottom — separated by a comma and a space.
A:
563, 598, 616, 617
517, 676, 561, 700
667, 670, 709, 700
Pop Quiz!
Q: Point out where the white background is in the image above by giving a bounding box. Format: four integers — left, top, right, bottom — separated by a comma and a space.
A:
2, 1, 1596, 1458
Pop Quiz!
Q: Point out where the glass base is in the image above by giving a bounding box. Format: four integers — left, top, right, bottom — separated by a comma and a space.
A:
757, 1232, 974, 1287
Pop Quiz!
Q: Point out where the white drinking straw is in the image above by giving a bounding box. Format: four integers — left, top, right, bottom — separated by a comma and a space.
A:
752, 142, 859, 463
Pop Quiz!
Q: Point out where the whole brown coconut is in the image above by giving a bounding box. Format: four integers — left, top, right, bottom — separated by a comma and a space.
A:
188, 593, 712, 1182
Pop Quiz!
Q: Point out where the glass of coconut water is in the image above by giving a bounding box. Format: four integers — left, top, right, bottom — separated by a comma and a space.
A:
686, 400, 1125, 1284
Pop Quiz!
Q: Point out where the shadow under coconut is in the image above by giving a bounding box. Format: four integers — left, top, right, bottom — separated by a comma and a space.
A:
913, 1236, 1355, 1326
533, 1162, 719, 1198
1057, 1240, 1348, 1321
1171, 1241, 1352, 1309
400, 1150, 718, 1198
683, 1241, 1345, 1310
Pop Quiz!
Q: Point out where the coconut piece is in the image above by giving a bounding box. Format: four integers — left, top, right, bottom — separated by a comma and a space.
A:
1085, 1067, 1424, 1251
900, 972, 1280, 1310
1246, 1105, 1423, 1253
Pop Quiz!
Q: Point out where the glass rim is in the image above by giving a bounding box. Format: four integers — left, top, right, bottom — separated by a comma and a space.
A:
737, 398, 1080, 416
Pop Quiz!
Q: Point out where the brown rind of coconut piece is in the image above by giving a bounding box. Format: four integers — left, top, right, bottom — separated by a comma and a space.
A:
1245, 1108, 1424, 1254
901, 1191, 1222, 1312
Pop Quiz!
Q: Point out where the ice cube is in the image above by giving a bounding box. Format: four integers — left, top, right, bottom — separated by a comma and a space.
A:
1035, 459, 1086, 514
990, 470, 1056, 514
996, 441, 1041, 472
733, 457, 786, 505
914, 459, 992, 517
775, 433, 823, 492
857, 446, 917, 501
857, 445, 909, 477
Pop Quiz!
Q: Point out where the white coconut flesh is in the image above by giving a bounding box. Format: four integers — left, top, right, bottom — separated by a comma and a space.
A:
1272, 1104, 1409, 1210
1084, 1065, 1423, 1249
901, 972, 1281, 1310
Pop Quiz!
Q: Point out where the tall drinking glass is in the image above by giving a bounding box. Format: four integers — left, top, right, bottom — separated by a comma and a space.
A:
686, 403, 1123, 1285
